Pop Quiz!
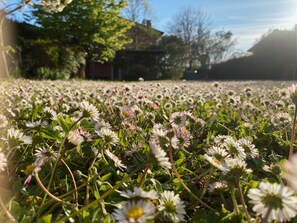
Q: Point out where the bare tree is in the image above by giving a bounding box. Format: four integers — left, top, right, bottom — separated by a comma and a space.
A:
168, 7, 235, 70
123, 0, 153, 23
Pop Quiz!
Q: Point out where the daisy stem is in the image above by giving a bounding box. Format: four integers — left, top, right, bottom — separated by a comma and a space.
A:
199, 167, 214, 200
236, 178, 252, 223
55, 163, 147, 223
289, 104, 297, 159
0, 197, 16, 223
60, 158, 78, 208
38, 182, 88, 217
41, 117, 83, 206
85, 151, 101, 205
220, 193, 228, 209
168, 147, 216, 211
231, 187, 239, 215
138, 163, 151, 187
35, 173, 73, 205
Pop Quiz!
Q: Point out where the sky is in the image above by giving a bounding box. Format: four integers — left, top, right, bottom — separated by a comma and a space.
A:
149, 0, 297, 52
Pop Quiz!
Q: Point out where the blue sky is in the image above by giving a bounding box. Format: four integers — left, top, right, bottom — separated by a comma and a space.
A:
149, 0, 297, 52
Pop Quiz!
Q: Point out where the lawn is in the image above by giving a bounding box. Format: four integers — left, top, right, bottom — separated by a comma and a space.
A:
1, 79, 297, 223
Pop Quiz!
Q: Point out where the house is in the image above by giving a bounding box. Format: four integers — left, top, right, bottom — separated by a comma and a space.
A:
88, 20, 165, 81
210, 25, 297, 80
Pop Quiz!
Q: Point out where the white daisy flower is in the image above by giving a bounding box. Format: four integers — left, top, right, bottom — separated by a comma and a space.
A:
104, 149, 127, 170
203, 154, 228, 172
208, 181, 228, 193
34, 147, 57, 164
214, 135, 233, 146
120, 187, 158, 200
26, 120, 48, 128
173, 126, 192, 149
223, 138, 246, 160
119, 106, 136, 120
223, 158, 252, 177
248, 182, 297, 222
95, 119, 112, 130
164, 102, 173, 110
169, 112, 187, 127
67, 129, 84, 145
0, 151, 7, 172
113, 200, 155, 223
96, 127, 119, 146
151, 124, 170, 146
206, 146, 229, 160
78, 101, 99, 121
159, 190, 186, 223
271, 112, 292, 128
7, 128, 32, 146
237, 138, 258, 158
149, 140, 171, 170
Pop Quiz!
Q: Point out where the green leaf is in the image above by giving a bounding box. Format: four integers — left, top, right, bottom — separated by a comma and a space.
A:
37, 214, 52, 223
101, 173, 111, 181
40, 128, 61, 141
150, 178, 163, 193
56, 116, 73, 133
9, 201, 21, 219
103, 214, 114, 223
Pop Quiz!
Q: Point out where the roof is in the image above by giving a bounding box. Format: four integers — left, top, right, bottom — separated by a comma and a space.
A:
248, 29, 295, 53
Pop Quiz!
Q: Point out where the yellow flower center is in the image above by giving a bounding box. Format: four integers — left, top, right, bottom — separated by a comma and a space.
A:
122, 111, 130, 117
213, 159, 221, 166
127, 207, 143, 220
25, 164, 34, 175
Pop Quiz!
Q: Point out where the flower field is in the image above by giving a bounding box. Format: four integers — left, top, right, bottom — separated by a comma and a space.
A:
1, 79, 297, 222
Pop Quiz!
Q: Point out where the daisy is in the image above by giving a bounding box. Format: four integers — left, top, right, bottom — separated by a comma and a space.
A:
169, 112, 187, 127
263, 163, 282, 175
104, 149, 127, 170
159, 190, 186, 223
120, 187, 158, 200
237, 138, 258, 158
26, 120, 48, 128
149, 140, 171, 170
95, 119, 112, 130
288, 84, 297, 104
271, 112, 292, 128
208, 181, 228, 194
119, 106, 135, 120
7, 128, 32, 146
23, 159, 43, 186
78, 101, 99, 121
206, 146, 229, 160
172, 126, 192, 149
34, 147, 57, 164
164, 102, 173, 110
223, 158, 252, 177
151, 124, 169, 146
0, 151, 7, 172
113, 200, 155, 223
96, 127, 119, 146
43, 107, 58, 120
145, 112, 155, 122
67, 129, 84, 145
203, 154, 228, 172
214, 135, 233, 146
78, 127, 93, 141
248, 182, 297, 222
223, 138, 246, 160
